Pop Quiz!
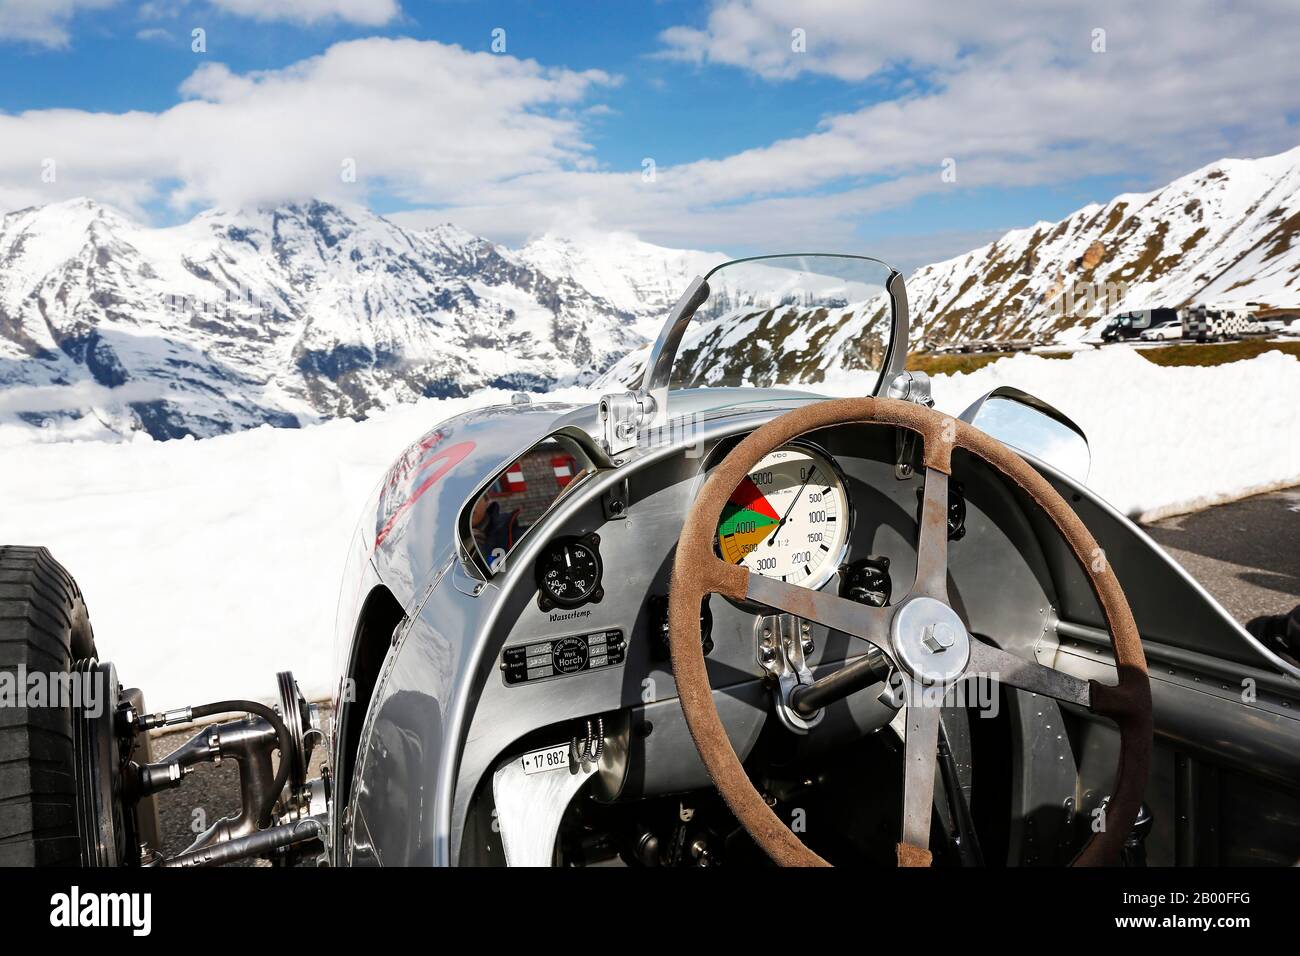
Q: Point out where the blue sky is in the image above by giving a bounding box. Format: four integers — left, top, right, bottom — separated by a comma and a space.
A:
1, 1, 1297, 270
1, 3, 873, 154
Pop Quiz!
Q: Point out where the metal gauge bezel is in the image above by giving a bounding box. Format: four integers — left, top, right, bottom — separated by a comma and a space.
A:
534, 532, 605, 611
713, 438, 854, 594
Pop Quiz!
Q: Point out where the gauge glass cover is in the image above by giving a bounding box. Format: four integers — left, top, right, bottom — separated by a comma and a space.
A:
716, 445, 849, 588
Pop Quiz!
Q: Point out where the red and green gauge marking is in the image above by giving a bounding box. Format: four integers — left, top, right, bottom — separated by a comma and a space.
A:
715, 446, 849, 586
717, 475, 784, 557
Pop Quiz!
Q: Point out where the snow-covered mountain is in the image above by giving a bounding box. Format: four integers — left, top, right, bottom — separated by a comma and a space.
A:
518, 232, 723, 340
0, 199, 713, 440
908, 144, 1300, 344
4, 145, 1300, 441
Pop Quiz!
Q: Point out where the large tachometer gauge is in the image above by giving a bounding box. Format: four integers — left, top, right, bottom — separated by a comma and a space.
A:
716, 444, 850, 588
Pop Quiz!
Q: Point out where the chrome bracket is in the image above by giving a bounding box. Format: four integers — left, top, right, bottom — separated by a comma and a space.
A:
756, 613, 823, 734
895, 431, 919, 480
886, 369, 934, 407
598, 390, 656, 458
887, 370, 934, 479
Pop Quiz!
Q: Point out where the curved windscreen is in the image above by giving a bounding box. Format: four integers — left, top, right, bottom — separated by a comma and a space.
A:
669, 254, 896, 391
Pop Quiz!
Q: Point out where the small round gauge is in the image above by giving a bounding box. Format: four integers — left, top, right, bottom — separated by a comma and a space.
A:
536, 534, 604, 610
716, 444, 850, 589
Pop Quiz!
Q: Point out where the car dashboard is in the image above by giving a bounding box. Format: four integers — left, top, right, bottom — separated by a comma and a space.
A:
446, 416, 1065, 864
339, 402, 1300, 868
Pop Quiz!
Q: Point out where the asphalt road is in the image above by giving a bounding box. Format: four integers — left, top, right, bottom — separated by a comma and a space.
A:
1142, 485, 1300, 625
151, 485, 1300, 864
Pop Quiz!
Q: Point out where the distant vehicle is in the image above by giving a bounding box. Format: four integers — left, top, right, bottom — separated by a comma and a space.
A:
1139, 320, 1183, 342
1101, 307, 1179, 342
1250, 314, 1299, 334
1183, 303, 1252, 342
1253, 319, 1286, 333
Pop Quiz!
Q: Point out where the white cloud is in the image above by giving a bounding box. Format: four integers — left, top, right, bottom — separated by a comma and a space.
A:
137, 0, 188, 18
496, 0, 1300, 248
3, 4, 1300, 263
658, 1, 1012, 81
0, 0, 117, 47
0, 38, 615, 216
656, 0, 1298, 85
208, 0, 400, 27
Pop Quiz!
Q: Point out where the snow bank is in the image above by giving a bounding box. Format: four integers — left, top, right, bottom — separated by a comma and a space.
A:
921, 347, 1300, 520
1, 349, 1297, 705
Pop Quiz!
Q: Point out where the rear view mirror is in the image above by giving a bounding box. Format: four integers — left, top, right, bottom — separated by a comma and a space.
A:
467, 434, 598, 573
959, 387, 1090, 483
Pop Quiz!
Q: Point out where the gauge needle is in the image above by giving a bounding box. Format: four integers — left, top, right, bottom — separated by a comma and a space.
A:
762, 465, 817, 548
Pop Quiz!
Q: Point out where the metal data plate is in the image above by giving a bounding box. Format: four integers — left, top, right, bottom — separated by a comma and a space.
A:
501, 629, 626, 685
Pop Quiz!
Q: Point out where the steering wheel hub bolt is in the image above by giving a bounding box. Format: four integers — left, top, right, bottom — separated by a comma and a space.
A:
922, 622, 956, 653
890, 597, 971, 684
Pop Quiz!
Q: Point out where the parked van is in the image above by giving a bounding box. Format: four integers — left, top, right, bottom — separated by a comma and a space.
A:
1100, 307, 1179, 342
1182, 303, 1254, 342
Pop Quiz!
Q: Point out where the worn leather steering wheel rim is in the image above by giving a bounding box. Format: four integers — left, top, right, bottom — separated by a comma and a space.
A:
668, 397, 1152, 867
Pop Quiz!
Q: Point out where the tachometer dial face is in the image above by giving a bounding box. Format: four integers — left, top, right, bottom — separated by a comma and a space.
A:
716, 445, 849, 588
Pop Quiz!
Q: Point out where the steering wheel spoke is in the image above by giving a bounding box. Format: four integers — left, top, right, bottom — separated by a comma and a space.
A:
702, 553, 751, 603
967, 637, 1091, 708
899, 693, 940, 864
746, 572, 890, 651
911, 468, 950, 601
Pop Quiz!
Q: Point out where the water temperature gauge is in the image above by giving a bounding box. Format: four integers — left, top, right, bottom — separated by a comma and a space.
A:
535, 534, 604, 611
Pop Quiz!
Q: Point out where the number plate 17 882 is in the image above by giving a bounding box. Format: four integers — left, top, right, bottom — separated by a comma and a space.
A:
521, 744, 570, 775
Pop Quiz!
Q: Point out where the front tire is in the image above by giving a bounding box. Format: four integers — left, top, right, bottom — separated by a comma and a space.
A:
0, 546, 98, 866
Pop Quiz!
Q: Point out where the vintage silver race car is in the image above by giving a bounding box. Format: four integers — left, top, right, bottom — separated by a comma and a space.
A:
4, 254, 1298, 867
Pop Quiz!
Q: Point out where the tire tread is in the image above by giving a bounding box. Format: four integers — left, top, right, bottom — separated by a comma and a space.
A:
0, 546, 96, 866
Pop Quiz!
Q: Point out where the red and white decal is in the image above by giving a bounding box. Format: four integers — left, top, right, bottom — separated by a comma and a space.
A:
551, 455, 577, 488
504, 462, 527, 492
374, 437, 476, 550
489, 461, 528, 497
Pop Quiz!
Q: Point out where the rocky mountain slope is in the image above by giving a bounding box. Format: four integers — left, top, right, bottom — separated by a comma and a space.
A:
518, 232, 723, 340
907, 144, 1300, 345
